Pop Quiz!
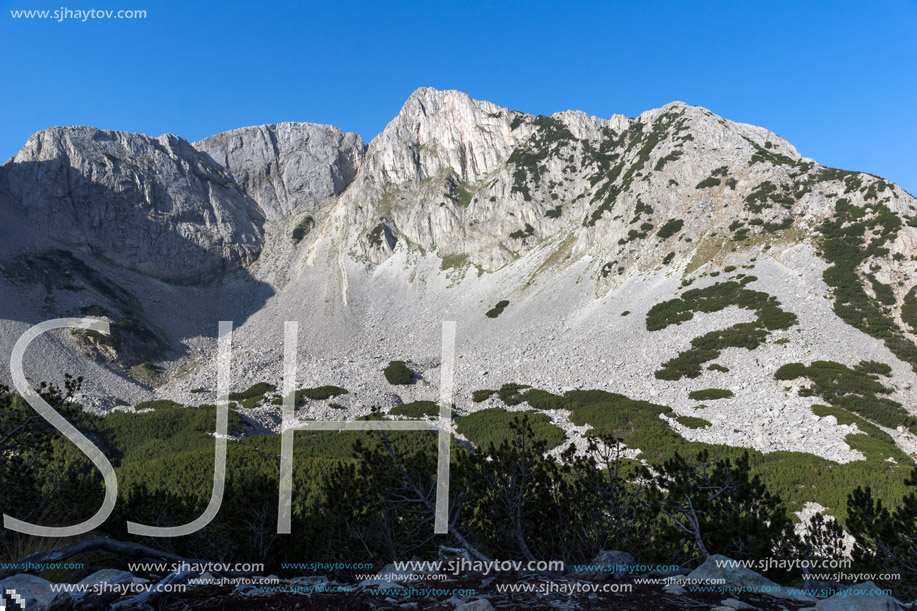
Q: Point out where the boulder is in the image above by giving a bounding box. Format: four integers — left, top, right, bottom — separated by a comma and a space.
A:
77, 569, 145, 586
814, 581, 905, 610
0, 574, 57, 610
573, 550, 635, 580
688, 555, 815, 603
663, 582, 687, 595
376, 563, 424, 584
454, 599, 495, 611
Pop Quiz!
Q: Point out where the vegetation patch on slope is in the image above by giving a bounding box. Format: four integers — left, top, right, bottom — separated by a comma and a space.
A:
485, 300, 510, 318
383, 360, 415, 385
646, 279, 798, 380
902, 285, 917, 333
390, 400, 440, 418
456, 408, 564, 451
774, 360, 915, 433
688, 388, 734, 401
817, 198, 917, 372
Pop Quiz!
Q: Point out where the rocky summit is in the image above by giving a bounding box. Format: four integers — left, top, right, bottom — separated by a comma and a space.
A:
1, 86, 916, 466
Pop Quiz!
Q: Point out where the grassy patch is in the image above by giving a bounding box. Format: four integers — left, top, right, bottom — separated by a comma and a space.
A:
440, 253, 470, 272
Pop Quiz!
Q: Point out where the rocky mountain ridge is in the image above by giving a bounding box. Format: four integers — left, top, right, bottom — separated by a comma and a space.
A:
1, 87, 916, 468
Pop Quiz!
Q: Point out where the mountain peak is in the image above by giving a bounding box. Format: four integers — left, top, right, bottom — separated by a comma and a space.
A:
194, 122, 365, 220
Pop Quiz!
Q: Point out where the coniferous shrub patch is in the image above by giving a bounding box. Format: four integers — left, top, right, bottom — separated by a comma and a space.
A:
486, 299, 510, 318
817, 198, 917, 372
646, 279, 798, 380
657, 218, 684, 239
472, 389, 497, 403
677, 416, 712, 429
901, 286, 917, 332
775, 362, 807, 380
695, 176, 721, 189
228, 383, 276, 402
508, 115, 576, 200
291, 215, 315, 244
298, 386, 349, 401
3, 379, 915, 587
774, 360, 915, 432
688, 388, 733, 401
133, 399, 183, 411
383, 360, 415, 385
456, 408, 564, 451
509, 223, 535, 240
390, 400, 439, 418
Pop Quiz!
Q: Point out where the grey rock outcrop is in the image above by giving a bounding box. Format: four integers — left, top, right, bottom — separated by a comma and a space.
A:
194, 123, 364, 220
814, 582, 906, 610
0, 573, 57, 610
335, 87, 914, 281
454, 599, 496, 611
573, 549, 635, 580
0, 126, 264, 283
688, 554, 816, 603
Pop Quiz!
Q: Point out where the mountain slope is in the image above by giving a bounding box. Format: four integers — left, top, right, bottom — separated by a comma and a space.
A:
1, 87, 916, 467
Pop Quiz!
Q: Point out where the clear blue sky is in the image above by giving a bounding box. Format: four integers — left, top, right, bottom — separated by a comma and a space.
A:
1, 0, 915, 193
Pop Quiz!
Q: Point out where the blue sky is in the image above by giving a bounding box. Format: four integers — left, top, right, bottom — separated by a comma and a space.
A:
1, 0, 915, 193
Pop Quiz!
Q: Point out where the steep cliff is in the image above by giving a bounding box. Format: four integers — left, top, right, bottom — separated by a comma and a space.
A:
0, 127, 264, 283
194, 122, 364, 221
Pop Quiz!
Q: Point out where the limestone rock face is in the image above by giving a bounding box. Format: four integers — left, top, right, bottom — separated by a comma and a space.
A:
194, 123, 364, 220
0, 126, 264, 283
334, 87, 913, 277
336, 87, 630, 267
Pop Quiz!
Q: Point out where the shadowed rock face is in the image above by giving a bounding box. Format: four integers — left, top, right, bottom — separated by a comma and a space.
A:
0, 126, 265, 283
194, 122, 364, 221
